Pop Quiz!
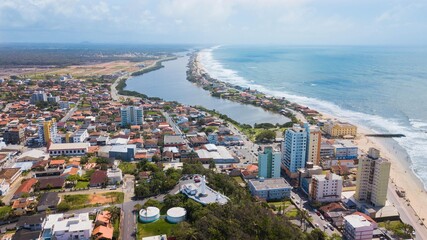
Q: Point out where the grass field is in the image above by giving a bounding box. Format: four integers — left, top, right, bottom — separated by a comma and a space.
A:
75, 181, 89, 189
137, 218, 178, 238
232, 176, 245, 184
62, 192, 124, 210
285, 209, 299, 218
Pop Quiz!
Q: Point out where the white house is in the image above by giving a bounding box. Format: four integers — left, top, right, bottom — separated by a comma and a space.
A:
42, 213, 93, 240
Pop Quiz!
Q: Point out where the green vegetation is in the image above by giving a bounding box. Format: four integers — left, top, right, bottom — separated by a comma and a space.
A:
104, 192, 125, 204
75, 180, 89, 189
59, 192, 124, 211
103, 206, 121, 240
162, 162, 326, 239
118, 162, 137, 175
0, 206, 11, 220
379, 220, 414, 239
137, 218, 178, 238
232, 176, 245, 184
255, 129, 276, 143
134, 160, 181, 199
63, 194, 90, 206
131, 60, 164, 76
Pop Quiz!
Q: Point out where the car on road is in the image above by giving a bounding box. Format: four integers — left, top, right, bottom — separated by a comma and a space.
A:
295, 200, 300, 205
314, 223, 319, 228
110, 186, 116, 190
320, 215, 324, 220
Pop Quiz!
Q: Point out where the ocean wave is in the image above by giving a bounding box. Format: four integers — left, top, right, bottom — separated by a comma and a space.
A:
198, 46, 427, 190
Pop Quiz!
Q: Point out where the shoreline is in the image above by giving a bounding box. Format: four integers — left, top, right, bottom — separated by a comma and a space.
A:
111, 57, 176, 101
193, 50, 427, 226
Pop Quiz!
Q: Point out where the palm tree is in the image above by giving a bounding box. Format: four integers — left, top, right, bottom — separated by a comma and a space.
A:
402, 223, 414, 238
297, 209, 310, 231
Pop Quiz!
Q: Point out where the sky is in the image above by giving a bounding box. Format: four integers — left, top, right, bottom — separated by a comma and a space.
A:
0, 0, 426, 45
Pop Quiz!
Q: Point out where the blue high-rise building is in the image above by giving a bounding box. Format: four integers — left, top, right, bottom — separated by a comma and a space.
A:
282, 124, 307, 178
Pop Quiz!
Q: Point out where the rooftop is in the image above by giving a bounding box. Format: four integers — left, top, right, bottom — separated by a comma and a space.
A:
344, 214, 373, 228
49, 143, 90, 150
249, 178, 292, 191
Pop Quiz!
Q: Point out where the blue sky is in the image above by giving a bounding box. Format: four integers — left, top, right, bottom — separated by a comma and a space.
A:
0, 0, 426, 45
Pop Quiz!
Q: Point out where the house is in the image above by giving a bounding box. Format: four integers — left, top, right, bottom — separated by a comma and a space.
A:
90, 170, 108, 187
0, 168, 22, 184
41, 213, 93, 240
37, 177, 65, 190
0, 178, 10, 196
13, 178, 38, 199
107, 168, 123, 185
49, 159, 66, 169
13, 213, 45, 240
163, 135, 186, 147
17, 149, 49, 162
12, 197, 37, 216
37, 192, 60, 212
92, 211, 114, 240
61, 167, 81, 178
31, 160, 49, 172
144, 139, 158, 148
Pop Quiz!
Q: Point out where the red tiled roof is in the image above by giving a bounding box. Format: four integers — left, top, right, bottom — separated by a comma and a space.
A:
14, 178, 38, 196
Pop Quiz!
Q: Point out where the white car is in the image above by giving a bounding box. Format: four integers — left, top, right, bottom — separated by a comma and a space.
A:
314, 223, 319, 228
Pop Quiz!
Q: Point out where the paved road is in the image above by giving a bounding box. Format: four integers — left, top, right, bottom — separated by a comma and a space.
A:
291, 190, 341, 237
387, 180, 427, 240
59, 100, 80, 123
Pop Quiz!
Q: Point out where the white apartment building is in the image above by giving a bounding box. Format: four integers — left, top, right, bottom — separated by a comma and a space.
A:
120, 106, 143, 126
310, 172, 343, 202
343, 214, 374, 240
42, 213, 93, 240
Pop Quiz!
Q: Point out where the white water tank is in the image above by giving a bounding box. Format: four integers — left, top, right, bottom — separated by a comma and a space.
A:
139, 207, 160, 223
166, 207, 186, 223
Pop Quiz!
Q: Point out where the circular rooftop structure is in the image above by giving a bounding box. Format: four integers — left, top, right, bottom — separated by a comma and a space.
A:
166, 207, 186, 223
139, 207, 160, 223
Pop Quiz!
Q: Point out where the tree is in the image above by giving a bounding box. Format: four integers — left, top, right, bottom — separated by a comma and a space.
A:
255, 130, 275, 143
402, 223, 414, 238
209, 161, 216, 170
133, 204, 142, 213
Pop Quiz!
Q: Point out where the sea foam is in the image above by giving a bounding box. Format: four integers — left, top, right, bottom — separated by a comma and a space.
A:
198, 46, 427, 190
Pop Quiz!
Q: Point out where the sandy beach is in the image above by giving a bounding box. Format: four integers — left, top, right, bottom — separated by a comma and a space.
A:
195, 51, 427, 233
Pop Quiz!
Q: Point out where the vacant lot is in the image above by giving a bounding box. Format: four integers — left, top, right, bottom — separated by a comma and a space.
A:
62, 192, 124, 209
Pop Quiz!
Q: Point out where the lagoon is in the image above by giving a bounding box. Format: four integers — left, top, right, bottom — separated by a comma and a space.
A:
125, 55, 289, 125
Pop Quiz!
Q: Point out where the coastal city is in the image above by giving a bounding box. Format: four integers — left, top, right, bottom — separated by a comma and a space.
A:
0, 47, 425, 240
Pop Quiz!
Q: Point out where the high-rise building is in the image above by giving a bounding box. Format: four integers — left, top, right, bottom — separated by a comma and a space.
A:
120, 106, 143, 126
355, 148, 391, 207
3, 127, 25, 144
304, 123, 321, 165
30, 91, 47, 104
310, 172, 343, 203
282, 124, 307, 178
38, 119, 57, 145
258, 146, 281, 179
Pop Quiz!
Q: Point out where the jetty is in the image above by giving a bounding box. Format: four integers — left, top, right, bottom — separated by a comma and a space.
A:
365, 134, 405, 138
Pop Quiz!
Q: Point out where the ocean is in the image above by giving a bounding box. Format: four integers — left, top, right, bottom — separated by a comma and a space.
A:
199, 45, 427, 189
